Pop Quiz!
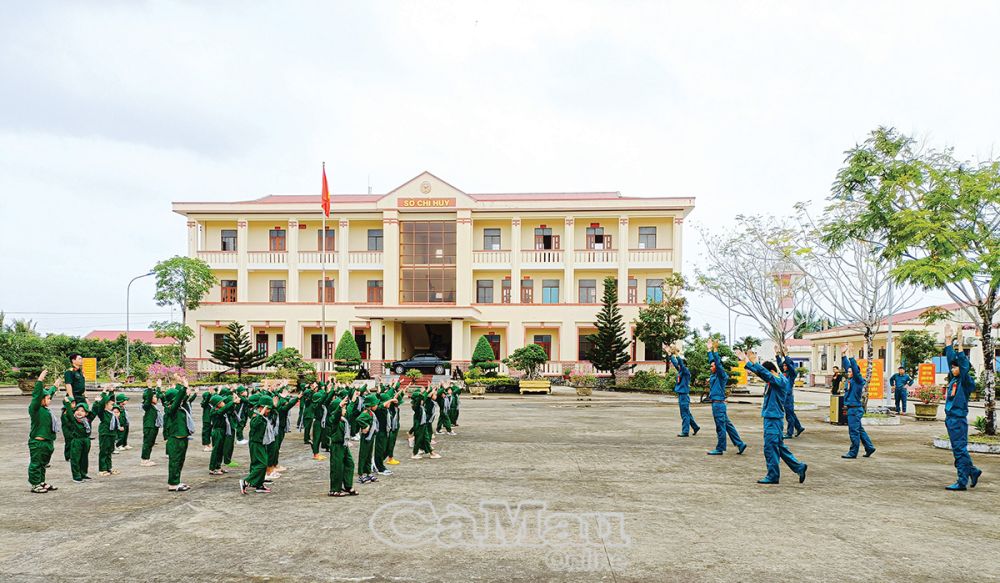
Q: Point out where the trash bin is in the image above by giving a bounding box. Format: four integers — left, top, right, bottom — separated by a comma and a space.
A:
829, 394, 847, 425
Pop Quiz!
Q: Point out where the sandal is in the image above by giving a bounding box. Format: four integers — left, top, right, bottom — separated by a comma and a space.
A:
328, 491, 348, 497
31, 485, 47, 493
345, 489, 359, 496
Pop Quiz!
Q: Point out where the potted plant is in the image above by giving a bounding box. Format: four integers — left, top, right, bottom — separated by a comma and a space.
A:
570, 373, 596, 397
465, 366, 486, 396
503, 344, 550, 394
402, 368, 424, 387
562, 366, 573, 381
913, 385, 941, 421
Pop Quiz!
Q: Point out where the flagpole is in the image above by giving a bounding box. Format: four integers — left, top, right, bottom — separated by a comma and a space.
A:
321, 162, 328, 382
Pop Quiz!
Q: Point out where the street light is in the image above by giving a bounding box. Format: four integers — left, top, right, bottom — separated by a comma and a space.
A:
126, 271, 155, 379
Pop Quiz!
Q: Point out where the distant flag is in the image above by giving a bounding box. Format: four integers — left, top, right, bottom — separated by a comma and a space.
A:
321, 162, 331, 217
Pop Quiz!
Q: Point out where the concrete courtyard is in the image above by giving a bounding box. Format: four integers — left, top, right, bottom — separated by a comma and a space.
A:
1, 387, 997, 582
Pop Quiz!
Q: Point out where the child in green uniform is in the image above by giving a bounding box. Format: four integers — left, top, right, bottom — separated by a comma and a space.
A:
383, 383, 403, 466
356, 394, 380, 484
93, 389, 120, 476
272, 387, 298, 473
140, 380, 163, 467
240, 395, 274, 494
222, 388, 240, 468
114, 393, 131, 451
200, 386, 217, 451
411, 386, 442, 460
327, 397, 357, 496
27, 370, 59, 493
208, 393, 238, 475
164, 378, 195, 492
235, 386, 250, 444
310, 383, 334, 460
64, 397, 97, 483
449, 383, 461, 427
435, 385, 456, 435
301, 382, 315, 443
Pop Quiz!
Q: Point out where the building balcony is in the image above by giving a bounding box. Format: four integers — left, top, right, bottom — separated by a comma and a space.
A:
349, 250, 384, 268
197, 250, 237, 268
520, 249, 564, 267
248, 250, 288, 268
573, 248, 617, 267
298, 251, 337, 269
472, 249, 512, 268
627, 248, 673, 267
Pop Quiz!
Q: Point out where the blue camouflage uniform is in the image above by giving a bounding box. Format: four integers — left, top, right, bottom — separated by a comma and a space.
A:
707, 350, 745, 454
889, 372, 913, 414
842, 356, 875, 458
669, 355, 700, 437
745, 361, 806, 484
943, 345, 983, 490
779, 355, 804, 437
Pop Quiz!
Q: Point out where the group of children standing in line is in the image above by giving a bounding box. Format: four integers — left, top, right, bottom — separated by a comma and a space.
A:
26, 364, 464, 496
665, 334, 984, 491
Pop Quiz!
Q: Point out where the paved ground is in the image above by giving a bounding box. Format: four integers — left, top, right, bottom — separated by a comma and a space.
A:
2, 388, 998, 582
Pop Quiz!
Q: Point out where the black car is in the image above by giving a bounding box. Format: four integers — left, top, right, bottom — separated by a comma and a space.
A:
389, 353, 451, 375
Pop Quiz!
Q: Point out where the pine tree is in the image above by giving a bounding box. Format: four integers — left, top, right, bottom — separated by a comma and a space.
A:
471, 335, 499, 373
207, 322, 266, 380
587, 276, 631, 374
334, 331, 362, 372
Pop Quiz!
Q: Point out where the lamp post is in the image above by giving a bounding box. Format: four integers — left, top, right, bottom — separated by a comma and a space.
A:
126, 271, 154, 379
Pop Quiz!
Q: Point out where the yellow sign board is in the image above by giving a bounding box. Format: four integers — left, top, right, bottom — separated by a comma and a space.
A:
733, 361, 748, 386
917, 362, 936, 386
857, 359, 884, 399
399, 197, 456, 208
82, 358, 98, 382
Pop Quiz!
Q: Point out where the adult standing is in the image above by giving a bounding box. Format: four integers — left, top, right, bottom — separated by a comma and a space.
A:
706, 340, 746, 456
668, 346, 700, 438
64, 353, 87, 403
942, 325, 984, 491
888, 366, 914, 415
840, 345, 875, 459
778, 354, 805, 438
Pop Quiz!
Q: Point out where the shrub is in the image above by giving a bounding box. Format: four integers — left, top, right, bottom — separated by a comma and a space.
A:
467, 375, 517, 387
471, 336, 499, 372
334, 331, 362, 370
405, 369, 424, 381
569, 373, 598, 387
502, 344, 548, 379
147, 362, 186, 381
335, 371, 358, 384
466, 366, 483, 379
974, 416, 988, 433
629, 370, 665, 390
915, 385, 942, 404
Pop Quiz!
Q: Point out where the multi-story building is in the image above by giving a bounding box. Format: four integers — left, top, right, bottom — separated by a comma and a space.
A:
172, 171, 695, 377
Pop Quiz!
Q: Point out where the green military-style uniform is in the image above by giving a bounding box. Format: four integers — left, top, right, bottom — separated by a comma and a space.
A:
140, 386, 163, 461
310, 385, 334, 456
235, 387, 250, 442
327, 399, 354, 493
64, 398, 96, 481
223, 389, 239, 465
64, 367, 87, 402
299, 384, 314, 440
200, 390, 214, 446
272, 392, 298, 468
27, 381, 59, 489
92, 391, 118, 473
411, 388, 436, 456
356, 402, 377, 478
208, 395, 235, 471
449, 383, 461, 426
114, 393, 131, 448
242, 398, 272, 490
382, 385, 402, 462
435, 387, 453, 433
163, 385, 193, 488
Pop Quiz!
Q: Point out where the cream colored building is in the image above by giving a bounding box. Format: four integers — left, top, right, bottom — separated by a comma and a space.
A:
172, 172, 695, 377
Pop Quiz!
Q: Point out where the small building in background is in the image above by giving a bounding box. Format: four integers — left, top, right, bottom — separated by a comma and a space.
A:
84, 330, 178, 346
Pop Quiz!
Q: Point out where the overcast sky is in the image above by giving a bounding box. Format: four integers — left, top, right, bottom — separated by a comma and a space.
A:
2, 1, 997, 338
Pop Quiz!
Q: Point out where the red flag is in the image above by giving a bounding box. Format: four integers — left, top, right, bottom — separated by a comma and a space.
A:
321, 163, 330, 217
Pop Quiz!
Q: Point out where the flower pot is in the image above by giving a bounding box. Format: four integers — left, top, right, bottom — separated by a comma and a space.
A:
468, 384, 486, 396
575, 386, 593, 397
914, 402, 939, 421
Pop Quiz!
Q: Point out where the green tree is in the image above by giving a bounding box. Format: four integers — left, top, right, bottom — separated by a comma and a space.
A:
733, 335, 762, 353
684, 329, 738, 389
265, 347, 316, 380
334, 331, 362, 371
151, 256, 216, 363
503, 343, 549, 380
897, 330, 938, 372
207, 322, 266, 380
823, 127, 999, 433
471, 335, 499, 373
634, 273, 690, 372
587, 276, 631, 375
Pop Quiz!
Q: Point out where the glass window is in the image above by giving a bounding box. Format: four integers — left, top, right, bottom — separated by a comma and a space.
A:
646, 278, 664, 303
932, 355, 948, 374
533, 334, 552, 359
579, 333, 596, 361
317, 279, 334, 302
310, 334, 331, 359
317, 228, 335, 251
220, 280, 237, 303
638, 226, 656, 249
399, 221, 457, 302
643, 341, 663, 361
368, 229, 384, 251
521, 279, 534, 303
578, 279, 597, 303
367, 280, 383, 304
501, 279, 512, 304
628, 278, 638, 303
255, 332, 268, 356
221, 229, 237, 251
276, 333, 284, 351
269, 280, 286, 303
213, 333, 225, 351
534, 227, 555, 250
269, 229, 286, 251
483, 228, 502, 250
586, 226, 607, 249
542, 279, 560, 304
484, 333, 501, 359
477, 280, 494, 303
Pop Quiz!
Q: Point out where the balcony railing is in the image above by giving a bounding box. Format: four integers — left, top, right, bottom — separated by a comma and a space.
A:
472, 249, 512, 266
349, 250, 384, 267
574, 249, 617, 264
298, 251, 337, 266
197, 251, 237, 266
247, 251, 287, 265
521, 249, 564, 265
628, 248, 673, 265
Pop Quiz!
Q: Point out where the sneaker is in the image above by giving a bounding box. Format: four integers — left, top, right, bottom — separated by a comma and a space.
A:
798, 464, 808, 484
945, 482, 967, 491
795, 428, 805, 437
123, 445, 133, 450
757, 478, 779, 485
359, 475, 371, 483
863, 448, 876, 458
140, 459, 157, 467
112, 449, 120, 454
436, 429, 444, 435
98, 471, 111, 477
42, 483, 57, 491
737, 443, 747, 455
692, 426, 700, 436
226, 461, 241, 468
313, 454, 327, 461
255, 487, 272, 493
447, 431, 458, 436
380, 469, 393, 476
707, 450, 724, 455
411, 454, 423, 460
239, 479, 248, 495
369, 475, 379, 482
429, 452, 442, 459
676, 433, 689, 438
386, 458, 400, 465
841, 454, 857, 459
109, 469, 120, 475
31, 485, 47, 494
73, 479, 84, 484
237, 439, 248, 445
82, 475, 93, 480
971, 468, 983, 488
203, 446, 213, 452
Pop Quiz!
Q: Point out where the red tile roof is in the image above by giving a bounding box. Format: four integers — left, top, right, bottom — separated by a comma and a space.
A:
85, 330, 177, 345
804, 303, 963, 336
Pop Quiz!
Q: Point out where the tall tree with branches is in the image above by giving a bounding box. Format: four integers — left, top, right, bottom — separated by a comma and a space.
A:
587, 276, 631, 375
151, 256, 216, 364
634, 273, 690, 373
823, 127, 1000, 434
208, 322, 266, 380
696, 217, 807, 355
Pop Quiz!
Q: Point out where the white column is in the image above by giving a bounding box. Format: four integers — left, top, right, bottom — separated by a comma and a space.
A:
456, 210, 473, 306
511, 217, 522, 302
186, 220, 199, 257
237, 218, 249, 302
287, 219, 300, 302
382, 211, 399, 306
563, 217, 575, 305
618, 216, 629, 303
672, 217, 684, 272
338, 218, 350, 302
287, 320, 301, 351
371, 318, 384, 360
451, 318, 465, 361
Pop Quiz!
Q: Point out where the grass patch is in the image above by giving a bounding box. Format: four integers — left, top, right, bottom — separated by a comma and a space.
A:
937, 433, 1000, 445
863, 413, 893, 419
